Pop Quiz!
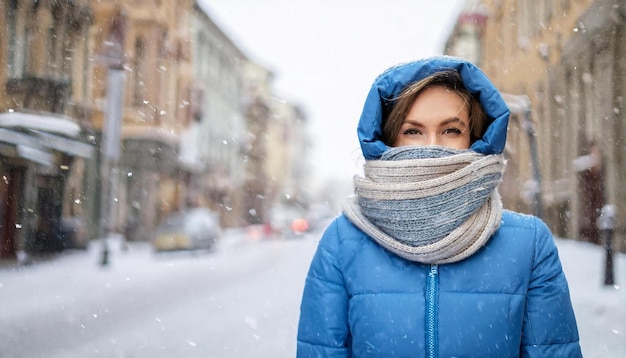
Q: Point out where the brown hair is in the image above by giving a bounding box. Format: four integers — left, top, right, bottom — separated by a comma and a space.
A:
381, 70, 486, 146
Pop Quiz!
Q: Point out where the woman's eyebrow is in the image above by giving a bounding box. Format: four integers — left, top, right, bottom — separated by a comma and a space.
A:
441, 117, 467, 126
402, 117, 467, 127
401, 119, 424, 125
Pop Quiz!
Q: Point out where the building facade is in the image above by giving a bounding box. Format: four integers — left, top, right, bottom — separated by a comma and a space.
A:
87, 0, 196, 242
264, 98, 310, 216
241, 60, 312, 227
0, 0, 95, 259
446, 0, 625, 249
190, 3, 312, 228
189, 2, 253, 227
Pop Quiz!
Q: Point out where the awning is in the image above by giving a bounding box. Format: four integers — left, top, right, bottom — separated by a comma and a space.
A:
0, 128, 55, 166
0, 112, 95, 163
32, 130, 94, 158
0, 111, 81, 137
17, 145, 55, 166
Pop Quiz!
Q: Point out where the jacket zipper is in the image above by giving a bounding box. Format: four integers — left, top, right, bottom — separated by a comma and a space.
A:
426, 264, 439, 358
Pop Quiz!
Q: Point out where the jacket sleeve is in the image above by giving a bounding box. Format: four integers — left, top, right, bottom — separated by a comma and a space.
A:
297, 219, 352, 358
520, 217, 583, 357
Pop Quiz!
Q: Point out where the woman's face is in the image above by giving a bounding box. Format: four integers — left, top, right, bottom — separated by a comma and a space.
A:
392, 86, 471, 150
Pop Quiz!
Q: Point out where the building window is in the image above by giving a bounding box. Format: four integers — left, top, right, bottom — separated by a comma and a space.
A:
561, 0, 571, 11
79, 26, 90, 102
133, 37, 146, 106
198, 33, 209, 79
157, 31, 166, 124
544, 0, 554, 22
48, 2, 73, 80
6, 0, 27, 78
516, 0, 531, 50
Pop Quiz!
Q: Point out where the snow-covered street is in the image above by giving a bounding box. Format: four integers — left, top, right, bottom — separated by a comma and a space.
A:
0, 229, 624, 357
0, 230, 317, 358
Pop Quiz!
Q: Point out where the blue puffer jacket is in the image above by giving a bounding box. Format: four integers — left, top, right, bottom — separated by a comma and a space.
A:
297, 57, 582, 357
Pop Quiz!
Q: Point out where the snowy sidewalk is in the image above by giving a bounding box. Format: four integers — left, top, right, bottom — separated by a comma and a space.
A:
556, 238, 625, 357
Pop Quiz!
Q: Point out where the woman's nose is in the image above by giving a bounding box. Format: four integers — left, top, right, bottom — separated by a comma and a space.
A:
427, 134, 442, 146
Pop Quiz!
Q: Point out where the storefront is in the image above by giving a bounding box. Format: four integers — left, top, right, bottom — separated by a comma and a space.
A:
0, 111, 94, 259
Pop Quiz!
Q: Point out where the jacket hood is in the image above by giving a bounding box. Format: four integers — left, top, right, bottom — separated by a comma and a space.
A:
357, 56, 510, 160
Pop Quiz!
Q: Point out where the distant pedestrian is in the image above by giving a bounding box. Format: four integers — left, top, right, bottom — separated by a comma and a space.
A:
297, 56, 582, 357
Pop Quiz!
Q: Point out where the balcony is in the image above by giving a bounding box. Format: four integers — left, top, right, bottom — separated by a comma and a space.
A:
5, 76, 71, 113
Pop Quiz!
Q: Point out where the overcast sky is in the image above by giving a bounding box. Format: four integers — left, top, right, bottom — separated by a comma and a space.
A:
198, 0, 466, 189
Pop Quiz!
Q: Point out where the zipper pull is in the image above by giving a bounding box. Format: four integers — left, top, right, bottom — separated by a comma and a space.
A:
430, 264, 438, 276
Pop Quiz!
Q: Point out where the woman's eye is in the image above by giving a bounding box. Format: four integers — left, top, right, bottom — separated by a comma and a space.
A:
443, 127, 463, 135
403, 128, 422, 135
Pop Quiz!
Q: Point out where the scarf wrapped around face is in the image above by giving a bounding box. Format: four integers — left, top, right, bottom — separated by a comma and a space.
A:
343, 146, 505, 264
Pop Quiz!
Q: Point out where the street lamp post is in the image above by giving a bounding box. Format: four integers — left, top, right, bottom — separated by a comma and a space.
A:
98, 13, 126, 266
98, 64, 125, 266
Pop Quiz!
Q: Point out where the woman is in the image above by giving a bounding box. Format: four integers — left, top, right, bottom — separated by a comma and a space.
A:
297, 56, 582, 357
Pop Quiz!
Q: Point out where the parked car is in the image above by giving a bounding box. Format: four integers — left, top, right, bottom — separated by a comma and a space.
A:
152, 208, 221, 252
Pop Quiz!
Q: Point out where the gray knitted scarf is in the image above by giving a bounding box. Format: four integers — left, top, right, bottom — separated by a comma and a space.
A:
343, 146, 505, 264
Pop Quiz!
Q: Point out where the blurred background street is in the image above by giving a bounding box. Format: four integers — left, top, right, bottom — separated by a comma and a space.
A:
1, 0, 625, 357
0, 227, 624, 357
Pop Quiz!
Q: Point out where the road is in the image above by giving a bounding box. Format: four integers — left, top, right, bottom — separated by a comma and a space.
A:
0, 230, 319, 358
